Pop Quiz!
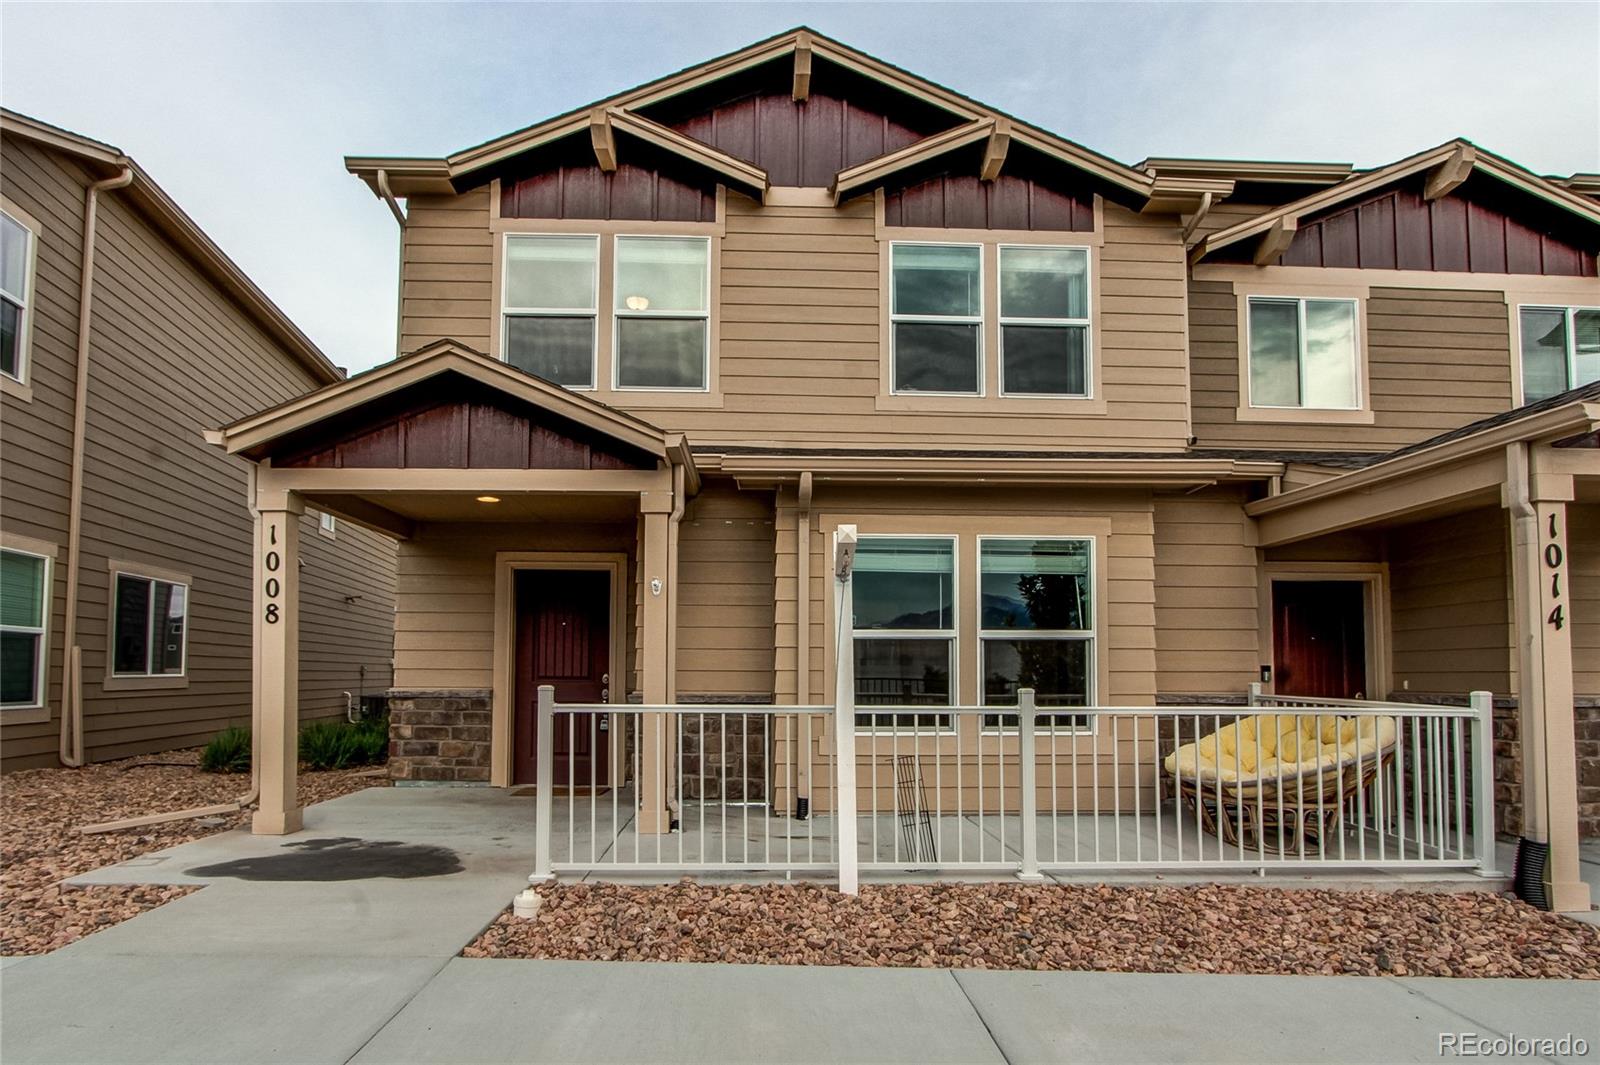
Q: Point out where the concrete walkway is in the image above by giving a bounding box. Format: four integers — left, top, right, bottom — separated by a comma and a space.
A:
3, 787, 1596, 1064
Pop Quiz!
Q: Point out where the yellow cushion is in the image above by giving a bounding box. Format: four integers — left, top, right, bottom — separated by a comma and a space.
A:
1163, 712, 1397, 788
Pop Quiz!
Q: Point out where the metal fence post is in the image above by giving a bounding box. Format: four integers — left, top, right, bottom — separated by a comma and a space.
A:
1469, 689, 1501, 876
1017, 688, 1043, 881
530, 684, 555, 883
1247, 681, 1262, 707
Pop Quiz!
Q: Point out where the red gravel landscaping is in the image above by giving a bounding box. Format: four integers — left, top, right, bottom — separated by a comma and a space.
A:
1, 750, 388, 956
465, 880, 1600, 979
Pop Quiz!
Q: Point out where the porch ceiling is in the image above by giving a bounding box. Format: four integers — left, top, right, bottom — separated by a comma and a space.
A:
306, 490, 641, 526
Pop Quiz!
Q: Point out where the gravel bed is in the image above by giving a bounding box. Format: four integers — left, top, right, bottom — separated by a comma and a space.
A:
1, 750, 388, 955
465, 881, 1600, 979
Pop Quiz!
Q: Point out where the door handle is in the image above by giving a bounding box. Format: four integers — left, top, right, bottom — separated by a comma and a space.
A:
601, 688, 609, 702
601, 673, 610, 685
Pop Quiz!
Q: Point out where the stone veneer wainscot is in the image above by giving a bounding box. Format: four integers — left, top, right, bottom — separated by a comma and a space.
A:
387, 689, 493, 783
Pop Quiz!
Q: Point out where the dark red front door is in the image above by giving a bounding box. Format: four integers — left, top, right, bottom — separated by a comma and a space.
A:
1272, 580, 1367, 699
514, 569, 610, 787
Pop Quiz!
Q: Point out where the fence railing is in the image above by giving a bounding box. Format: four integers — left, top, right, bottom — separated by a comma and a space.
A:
530, 685, 1497, 884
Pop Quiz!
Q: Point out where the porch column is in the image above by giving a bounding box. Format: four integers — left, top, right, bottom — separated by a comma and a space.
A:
638, 490, 673, 834
253, 493, 304, 835
1506, 446, 1588, 911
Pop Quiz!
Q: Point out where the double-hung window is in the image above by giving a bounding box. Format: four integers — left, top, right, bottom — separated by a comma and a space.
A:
1, 209, 33, 383
502, 234, 599, 388
1519, 305, 1600, 403
978, 538, 1093, 729
1, 548, 49, 708
999, 246, 1091, 396
890, 243, 982, 394
112, 573, 187, 678
851, 536, 955, 729
614, 236, 710, 390
1247, 296, 1360, 409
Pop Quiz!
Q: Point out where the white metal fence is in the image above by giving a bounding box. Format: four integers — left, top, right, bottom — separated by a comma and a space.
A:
530, 685, 1497, 885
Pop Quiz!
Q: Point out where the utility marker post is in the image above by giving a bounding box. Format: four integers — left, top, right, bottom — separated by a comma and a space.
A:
834, 524, 859, 895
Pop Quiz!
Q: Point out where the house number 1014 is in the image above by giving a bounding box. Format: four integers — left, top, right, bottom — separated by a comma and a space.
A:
1545, 511, 1564, 631
263, 522, 282, 625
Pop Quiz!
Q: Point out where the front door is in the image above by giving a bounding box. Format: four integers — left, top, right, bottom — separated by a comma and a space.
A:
1271, 580, 1367, 699
514, 568, 611, 787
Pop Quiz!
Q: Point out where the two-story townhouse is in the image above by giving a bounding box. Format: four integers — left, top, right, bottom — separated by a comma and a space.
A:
209, 30, 1598, 909
0, 111, 397, 772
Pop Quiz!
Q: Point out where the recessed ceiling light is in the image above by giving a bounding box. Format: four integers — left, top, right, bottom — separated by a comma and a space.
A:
476, 495, 501, 504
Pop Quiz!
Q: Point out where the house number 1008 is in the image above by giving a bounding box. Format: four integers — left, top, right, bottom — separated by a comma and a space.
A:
1545, 512, 1564, 631
264, 523, 282, 624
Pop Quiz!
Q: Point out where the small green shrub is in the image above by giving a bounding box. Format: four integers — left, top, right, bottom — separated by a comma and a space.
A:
300, 716, 389, 771
200, 726, 251, 773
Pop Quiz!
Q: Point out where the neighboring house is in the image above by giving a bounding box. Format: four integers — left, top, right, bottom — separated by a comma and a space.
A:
211, 30, 1596, 908
0, 111, 397, 772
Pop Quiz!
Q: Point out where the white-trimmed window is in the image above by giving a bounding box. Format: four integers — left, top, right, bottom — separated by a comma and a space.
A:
1246, 296, 1360, 410
978, 538, 1093, 729
111, 572, 188, 678
1, 547, 49, 708
502, 234, 599, 388
890, 243, 983, 394
614, 235, 710, 390
1519, 305, 1600, 403
851, 536, 955, 729
1, 209, 34, 384
998, 246, 1091, 397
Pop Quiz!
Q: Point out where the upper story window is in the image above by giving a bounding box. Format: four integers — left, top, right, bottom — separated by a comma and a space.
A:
112, 572, 187, 678
503, 234, 599, 389
614, 236, 710, 390
1, 547, 49, 709
890, 243, 982, 394
1520, 305, 1599, 403
1, 208, 34, 384
999, 246, 1090, 397
1246, 296, 1360, 410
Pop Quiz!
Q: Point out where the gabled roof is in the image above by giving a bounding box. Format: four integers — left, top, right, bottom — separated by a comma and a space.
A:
214, 339, 695, 482
1, 109, 343, 385
346, 27, 1153, 203
1193, 139, 1600, 263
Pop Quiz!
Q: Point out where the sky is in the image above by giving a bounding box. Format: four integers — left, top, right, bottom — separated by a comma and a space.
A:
3, 2, 1597, 374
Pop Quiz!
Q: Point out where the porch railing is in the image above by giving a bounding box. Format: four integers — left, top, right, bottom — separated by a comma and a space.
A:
530, 685, 1498, 884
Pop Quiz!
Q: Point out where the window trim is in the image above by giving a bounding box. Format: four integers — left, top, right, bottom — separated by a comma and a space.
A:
0, 197, 42, 401
1, 544, 52, 713
500, 231, 601, 391
1514, 303, 1600, 404
610, 233, 713, 394
976, 535, 1096, 733
996, 244, 1094, 399
849, 532, 959, 733
103, 560, 191, 691
888, 240, 986, 398
1230, 280, 1374, 425
1244, 294, 1363, 412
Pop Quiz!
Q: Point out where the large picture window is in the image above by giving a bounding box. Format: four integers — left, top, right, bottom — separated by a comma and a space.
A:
851, 536, 955, 729
614, 236, 710, 390
1520, 305, 1600, 403
112, 573, 187, 678
502, 234, 599, 388
978, 538, 1093, 729
1, 209, 33, 384
999, 246, 1091, 397
1, 548, 49, 708
1247, 296, 1360, 410
890, 243, 982, 394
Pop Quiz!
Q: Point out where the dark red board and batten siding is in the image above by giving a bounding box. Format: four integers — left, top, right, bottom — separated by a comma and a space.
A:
1227, 177, 1596, 276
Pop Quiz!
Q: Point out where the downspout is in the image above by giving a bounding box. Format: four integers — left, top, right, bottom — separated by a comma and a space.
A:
664, 462, 686, 827
58, 165, 133, 768
1505, 442, 1551, 902
78, 463, 264, 834
376, 169, 406, 358
795, 472, 813, 817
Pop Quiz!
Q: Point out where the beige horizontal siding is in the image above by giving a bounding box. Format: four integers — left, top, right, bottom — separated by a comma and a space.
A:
1388, 511, 1512, 698
675, 481, 776, 697
0, 134, 397, 771
1191, 282, 1514, 451
399, 189, 493, 353
1152, 487, 1260, 697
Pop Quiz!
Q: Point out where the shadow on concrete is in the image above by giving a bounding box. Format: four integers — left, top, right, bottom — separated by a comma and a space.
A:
186, 837, 464, 881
